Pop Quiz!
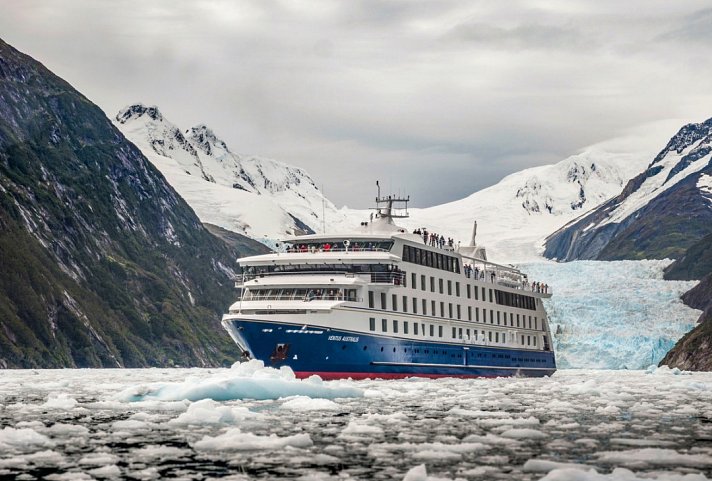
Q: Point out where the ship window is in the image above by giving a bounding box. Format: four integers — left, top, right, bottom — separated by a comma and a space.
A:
467, 285, 471, 299
489, 289, 493, 303
447, 280, 452, 295
527, 335, 531, 346
476, 307, 480, 322
482, 308, 486, 323
534, 336, 537, 346
521, 335, 525, 344
412, 297, 417, 314
529, 316, 532, 329
468, 306, 472, 321
411, 273, 416, 289
440, 302, 445, 318
439, 278, 444, 294
368, 291, 374, 309
448, 303, 453, 319
489, 310, 493, 324
422, 299, 427, 316
438, 325, 443, 337
457, 304, 461, 320
430, 276, 435, 292
421, 275, 426, 291
517, 314, 520, 327
381, 292, 387, 310
510, 313, 514, 326
404, 321, 409, 334
382, 319, 388, 332
403, 296, 408, 313
482, 287, 486, 300
431, 300, 436, 317
474, 286, 478, 301
458, 328, 463, 339
452, 327, 456, 338
495, 332, 499, 343
497, 311, 501, 325
364, 345, 368, 350
488, 331, 492, 342
535, 317, 538, 330
393, 320, 399, 333
456, 282, 460, 297
392, 294, 398, 311
414, 323, 419, 335
466, 328, 471, 339
421, 323, 425, 335
369, 318, 375, 331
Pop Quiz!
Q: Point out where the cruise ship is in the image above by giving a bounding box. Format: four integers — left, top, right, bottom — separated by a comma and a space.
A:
222, 193, 556, 379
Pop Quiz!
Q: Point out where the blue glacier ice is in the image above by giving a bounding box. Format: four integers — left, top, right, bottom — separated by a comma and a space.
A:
520, 260, 700, 369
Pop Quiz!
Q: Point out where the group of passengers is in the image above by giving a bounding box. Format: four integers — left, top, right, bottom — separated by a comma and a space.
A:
463, 263, 488, 281
286, 242, 377, 253
304, 288, 342, 301
526, 281, 549, 294
412, 228, 455, 250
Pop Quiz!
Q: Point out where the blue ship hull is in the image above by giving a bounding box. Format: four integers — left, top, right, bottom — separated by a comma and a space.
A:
223, 318, 556, 379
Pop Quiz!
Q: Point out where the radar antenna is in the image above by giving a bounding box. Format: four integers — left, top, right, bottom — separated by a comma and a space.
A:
372, 180, 409, 221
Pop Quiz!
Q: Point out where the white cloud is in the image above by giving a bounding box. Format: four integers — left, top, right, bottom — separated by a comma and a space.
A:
1, 0, 711, 207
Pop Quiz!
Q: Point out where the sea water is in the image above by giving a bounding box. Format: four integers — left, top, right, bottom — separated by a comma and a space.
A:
1, 362, 711, 480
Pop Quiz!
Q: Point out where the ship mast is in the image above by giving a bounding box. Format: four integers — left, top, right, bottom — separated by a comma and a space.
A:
373, 180, 409, 223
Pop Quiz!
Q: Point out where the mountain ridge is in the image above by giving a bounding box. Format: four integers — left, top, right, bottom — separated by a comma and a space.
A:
0, 38, 262, 368
544, 116, 712, 262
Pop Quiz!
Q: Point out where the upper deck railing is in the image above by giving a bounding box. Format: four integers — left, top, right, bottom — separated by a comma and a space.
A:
235, 270, 406, 286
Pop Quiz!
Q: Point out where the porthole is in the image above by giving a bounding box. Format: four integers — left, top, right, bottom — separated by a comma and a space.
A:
363, 346, 368, 351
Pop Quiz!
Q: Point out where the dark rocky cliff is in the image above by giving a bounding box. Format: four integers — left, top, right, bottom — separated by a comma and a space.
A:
659, 234, 712, 371
659, 274, 712, 371
0, 38, 263, 368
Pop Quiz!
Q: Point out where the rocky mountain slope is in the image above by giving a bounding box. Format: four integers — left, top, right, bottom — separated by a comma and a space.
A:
544, 117, 712, 262
659, 273, 712, 371
0, 38, 265, 368
115, 105, 349, 242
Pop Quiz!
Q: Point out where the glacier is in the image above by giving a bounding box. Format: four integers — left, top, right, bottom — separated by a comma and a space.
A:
521, 260, 700, 369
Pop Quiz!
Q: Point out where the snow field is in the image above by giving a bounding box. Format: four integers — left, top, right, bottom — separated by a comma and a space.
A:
1, 368, 712, 480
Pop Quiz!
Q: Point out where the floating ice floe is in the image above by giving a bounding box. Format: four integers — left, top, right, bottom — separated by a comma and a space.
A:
280, 396, 341, 411
116, 360, 363, 402
0, 427, 55, 452
168, 399, 258, 425
539, 467, 710, 480
193, 428, 313, 451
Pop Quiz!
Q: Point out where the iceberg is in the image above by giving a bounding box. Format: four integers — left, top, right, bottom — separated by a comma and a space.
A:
116, 360, 363, 402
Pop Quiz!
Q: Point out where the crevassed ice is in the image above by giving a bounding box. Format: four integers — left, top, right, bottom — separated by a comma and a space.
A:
521, 260, 699, 369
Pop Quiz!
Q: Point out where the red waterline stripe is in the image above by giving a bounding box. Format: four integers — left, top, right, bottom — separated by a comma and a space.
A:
294, 371, 503, 380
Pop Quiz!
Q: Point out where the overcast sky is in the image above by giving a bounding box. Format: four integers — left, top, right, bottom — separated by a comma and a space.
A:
2, 1, 712, 207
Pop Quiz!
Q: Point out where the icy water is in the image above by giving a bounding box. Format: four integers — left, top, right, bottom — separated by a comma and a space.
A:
1, 365, 712, 481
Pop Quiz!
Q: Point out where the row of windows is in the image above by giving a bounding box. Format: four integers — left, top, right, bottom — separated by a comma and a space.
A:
494, 289, 536, 311
368, 317, 540, 346
368, 292, 542, 330
402, 245, 461, 274
350, 344, 549, 364
404, 274, 536, 310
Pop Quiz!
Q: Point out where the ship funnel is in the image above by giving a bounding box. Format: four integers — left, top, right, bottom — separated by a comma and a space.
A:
470, 221, 478, 246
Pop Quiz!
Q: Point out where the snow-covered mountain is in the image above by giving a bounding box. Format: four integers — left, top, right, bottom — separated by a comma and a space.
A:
545, 116, 712, 262
115, 104, 348, 242
393, 144, 659, 262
